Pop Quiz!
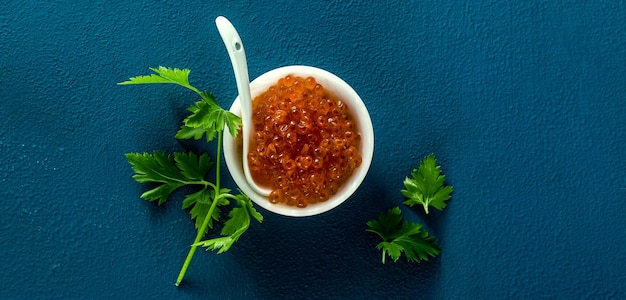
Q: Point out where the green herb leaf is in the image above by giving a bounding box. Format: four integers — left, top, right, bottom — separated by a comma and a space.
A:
178, 96, 241, 141
366, 207, 441, 263
118, 66, 201, 94
175, 125, 215, 141
194, 193, 263, 254
182, 188, 229, 231
174, 152, 213, 181
126, 151, 187, 204
125, 151, 213, 204
401, 154, 453, 214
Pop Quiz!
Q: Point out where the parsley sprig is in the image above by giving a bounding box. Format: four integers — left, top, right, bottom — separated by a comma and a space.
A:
366, 207, 440, 263
119, 66, 242, 141
402, 154, 453, 214
120, 66, 261, 286
367, 154, 452, 264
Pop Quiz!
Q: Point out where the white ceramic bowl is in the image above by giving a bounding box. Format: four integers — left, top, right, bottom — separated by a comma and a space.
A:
223, 65, 374, 217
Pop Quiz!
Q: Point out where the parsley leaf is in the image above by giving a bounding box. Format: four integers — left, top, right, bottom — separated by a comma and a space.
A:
125, 151, 212, 205
401, 154, 453, 214
181, 188, 230, 231
118, 66, 201, 94
174, 152, 213, 181
194, 192, 263, 254
178, 93, 242, 141
175, 124, 214, 141
366, 207, 441, 263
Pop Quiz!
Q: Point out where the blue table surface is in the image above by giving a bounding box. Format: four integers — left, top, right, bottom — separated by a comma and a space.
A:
1, 1, 624, 299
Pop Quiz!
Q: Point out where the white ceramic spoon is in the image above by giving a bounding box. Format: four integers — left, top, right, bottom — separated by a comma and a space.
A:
215, 16, 272, 197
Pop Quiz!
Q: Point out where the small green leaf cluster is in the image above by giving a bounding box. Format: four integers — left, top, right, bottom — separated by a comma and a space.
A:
194, 193, 262, 253
176, 92, 241, 141
120, 67, 261, 286
366, 207, 440, 264
366, 154, 453, 264
402, 154, 453, 214
125, 151, 212, 205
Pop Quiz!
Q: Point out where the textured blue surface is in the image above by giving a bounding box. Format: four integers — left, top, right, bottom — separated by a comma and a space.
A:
1, 1, 625, 299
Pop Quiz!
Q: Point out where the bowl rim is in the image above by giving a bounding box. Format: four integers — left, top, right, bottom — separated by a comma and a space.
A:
223, 65, 374, 217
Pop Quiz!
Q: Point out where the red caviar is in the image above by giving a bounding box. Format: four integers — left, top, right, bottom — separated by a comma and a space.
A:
247, 75, 362, 207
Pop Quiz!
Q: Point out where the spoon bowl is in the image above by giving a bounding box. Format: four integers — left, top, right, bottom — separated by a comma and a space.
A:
223, 65, 374, 217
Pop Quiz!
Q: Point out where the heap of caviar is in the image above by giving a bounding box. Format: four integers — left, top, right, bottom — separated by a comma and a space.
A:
247, 75, 362, 207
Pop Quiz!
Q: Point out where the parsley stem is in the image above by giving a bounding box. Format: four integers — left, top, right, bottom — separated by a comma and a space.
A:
215, 132, 222, 193
175, 133, 224, 287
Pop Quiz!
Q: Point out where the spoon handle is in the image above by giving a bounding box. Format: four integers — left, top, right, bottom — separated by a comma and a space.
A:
215, 16, 252, 121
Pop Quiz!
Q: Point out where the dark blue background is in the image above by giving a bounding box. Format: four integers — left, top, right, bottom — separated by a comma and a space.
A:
1, 1, 625, 299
